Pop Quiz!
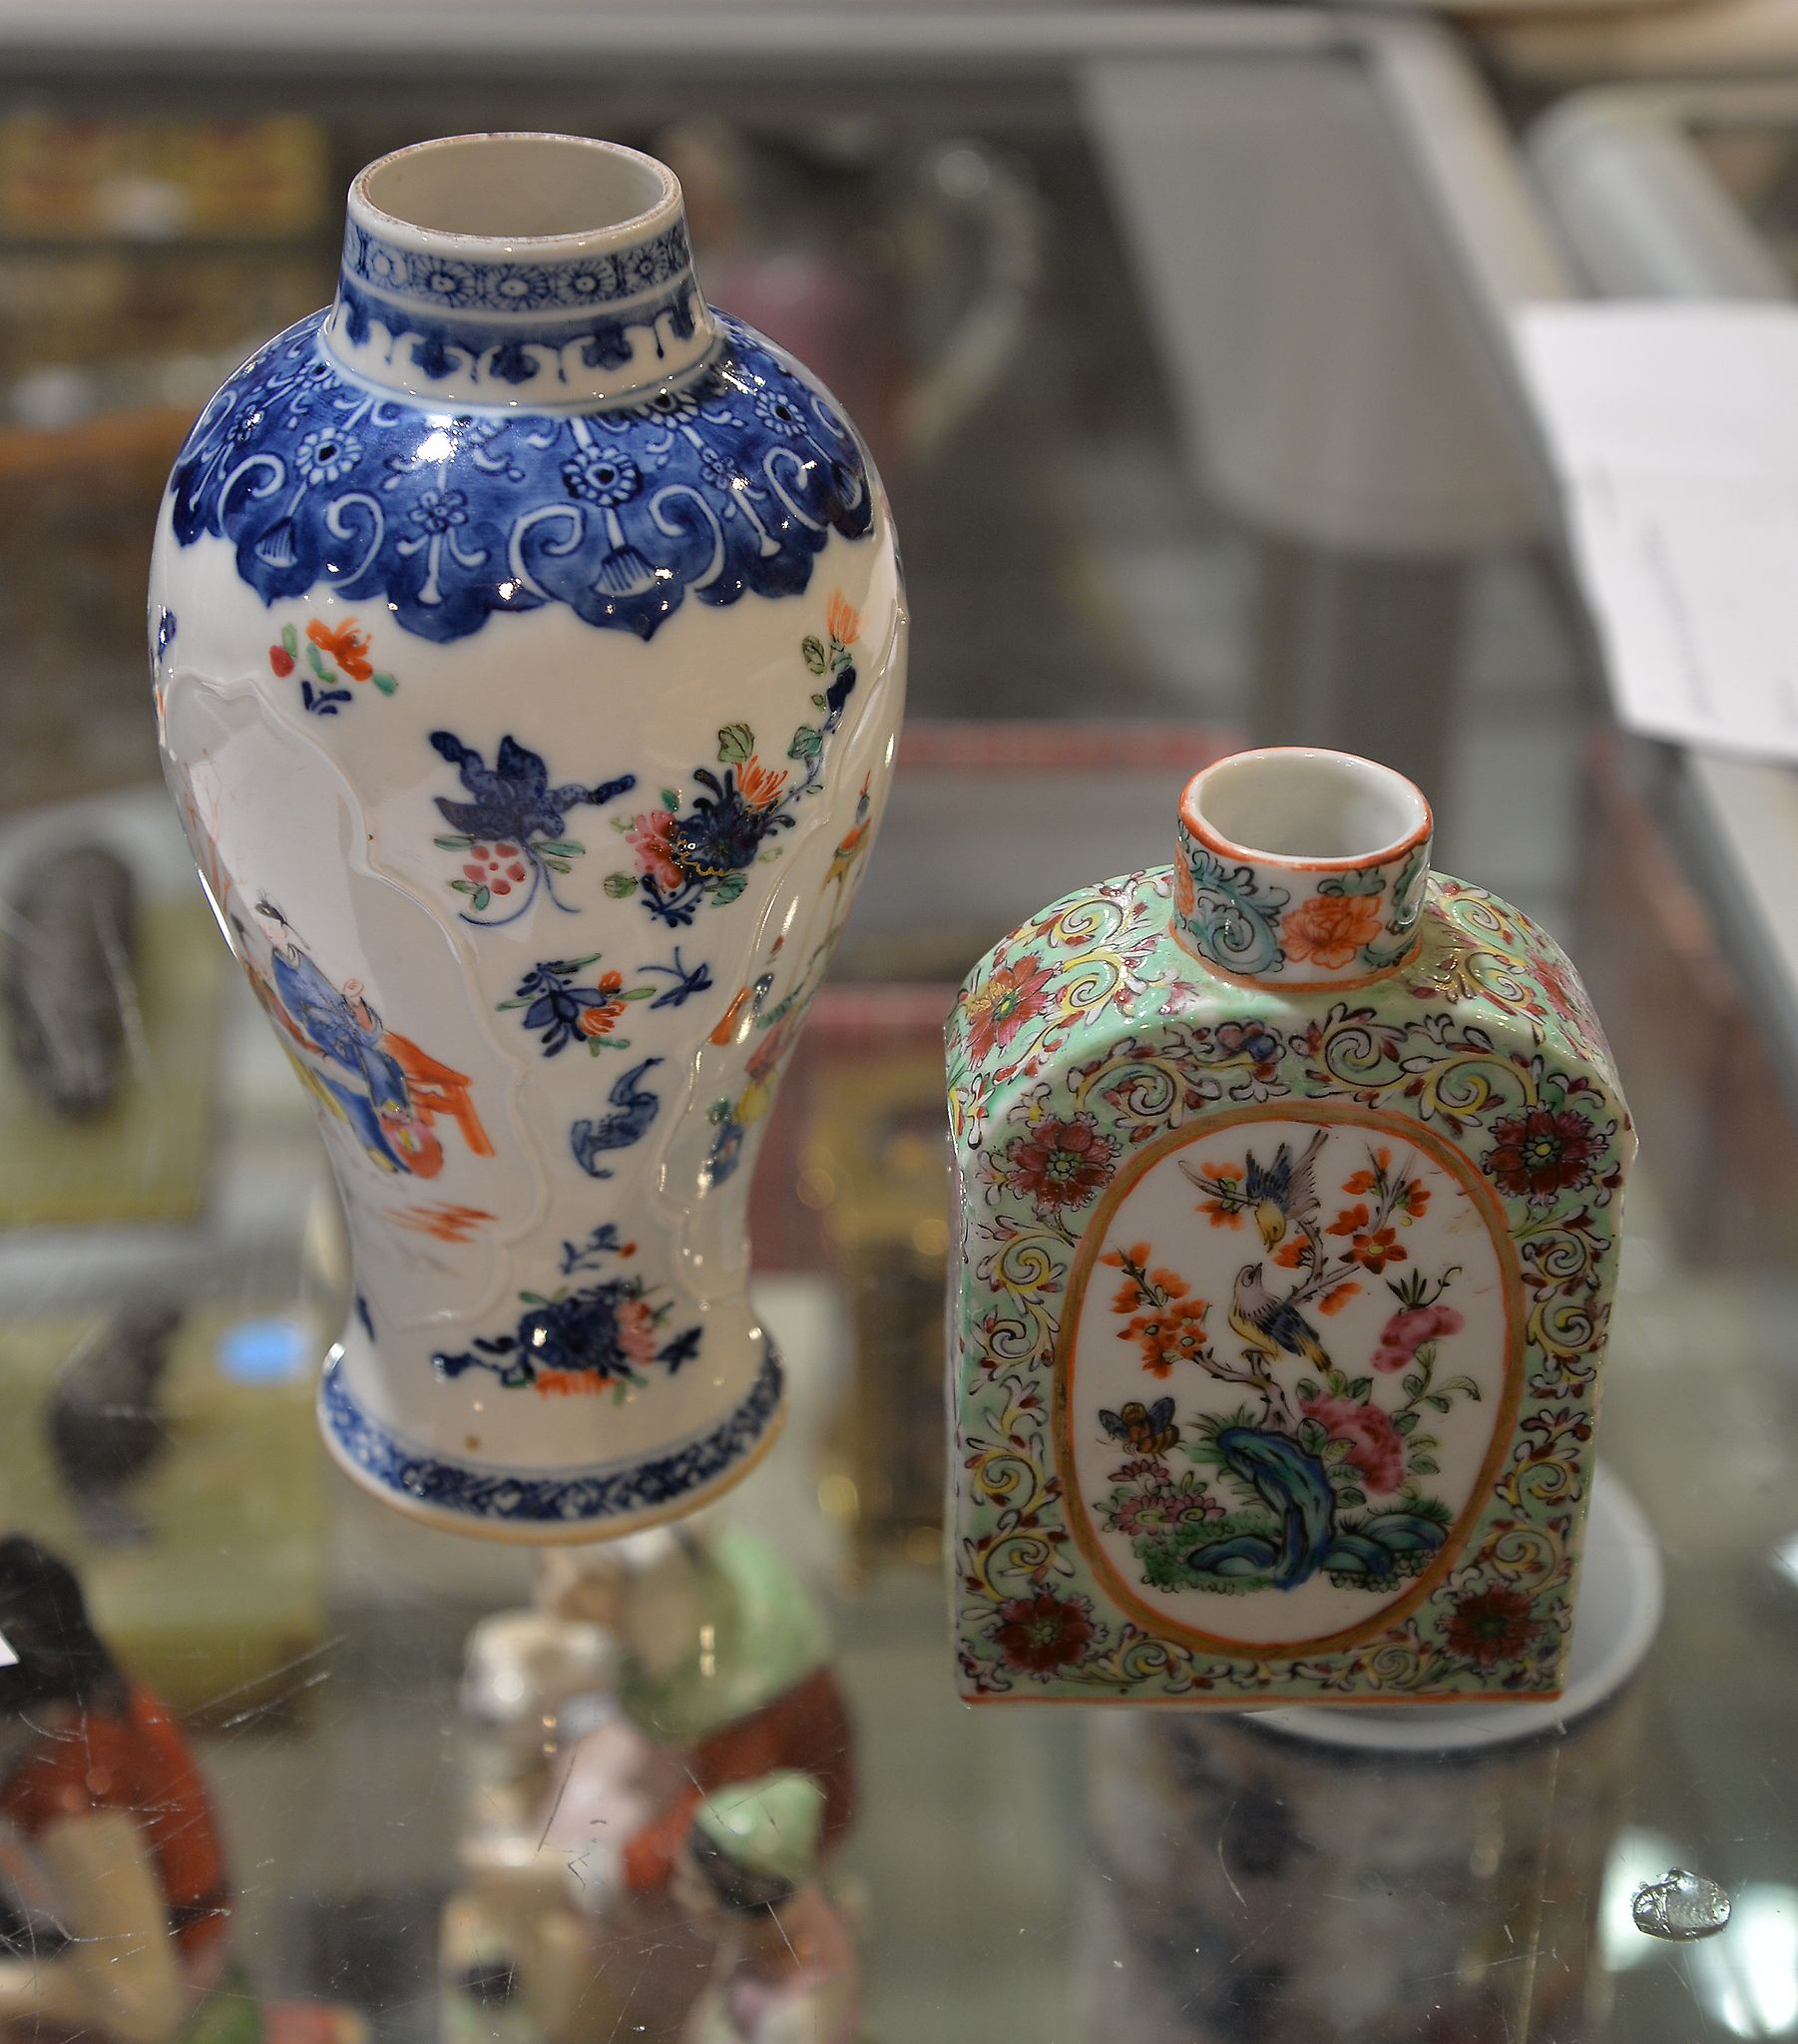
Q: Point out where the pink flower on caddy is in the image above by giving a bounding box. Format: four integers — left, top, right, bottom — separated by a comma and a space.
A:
1370, 1301, 1465, 1372
1299, 1393, 1406, 1495
1113, 1489, 1223, 1538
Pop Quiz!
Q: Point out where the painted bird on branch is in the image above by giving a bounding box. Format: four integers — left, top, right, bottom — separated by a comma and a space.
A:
1235, 1128, 1331, 1251
1228, 1262, 1330, 1371
1179, 1127, 1326, 1251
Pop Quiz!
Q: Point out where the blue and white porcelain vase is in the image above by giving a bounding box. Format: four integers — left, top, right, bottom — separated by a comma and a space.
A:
150, 134, 907, 1539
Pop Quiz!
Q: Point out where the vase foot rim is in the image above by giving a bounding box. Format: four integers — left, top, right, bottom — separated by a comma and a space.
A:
315, 1347, 785, 1544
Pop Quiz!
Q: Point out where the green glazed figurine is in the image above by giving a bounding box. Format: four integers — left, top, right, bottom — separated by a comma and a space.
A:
946, 748, 1632, 1706
675, 1773, 857, 2044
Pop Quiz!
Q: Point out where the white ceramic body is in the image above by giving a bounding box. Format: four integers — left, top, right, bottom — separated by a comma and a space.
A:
150, 136, 906, 1538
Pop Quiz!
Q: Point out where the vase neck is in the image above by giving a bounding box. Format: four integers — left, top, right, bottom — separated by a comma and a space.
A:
1170, 748, 1433, 989
321, 133, 718, 408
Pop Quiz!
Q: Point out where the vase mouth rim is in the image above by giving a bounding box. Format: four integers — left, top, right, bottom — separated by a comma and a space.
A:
348, 132, 682, 258
1179, 747, 1432, 873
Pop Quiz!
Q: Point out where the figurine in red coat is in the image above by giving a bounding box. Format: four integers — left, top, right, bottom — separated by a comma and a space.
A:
0, 1538, 234, 2044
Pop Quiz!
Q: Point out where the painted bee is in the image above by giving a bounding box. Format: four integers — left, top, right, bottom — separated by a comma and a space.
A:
1099, 1396, 1179, 1455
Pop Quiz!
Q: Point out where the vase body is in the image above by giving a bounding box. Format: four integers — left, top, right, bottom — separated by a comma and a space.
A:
947, 748, 1630, 1703
151, 135, 906, 1539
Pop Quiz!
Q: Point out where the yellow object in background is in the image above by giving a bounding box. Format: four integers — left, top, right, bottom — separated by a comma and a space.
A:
0, 1304, 328, 1719
0, 113, 329, 241
0, 114, 334, 388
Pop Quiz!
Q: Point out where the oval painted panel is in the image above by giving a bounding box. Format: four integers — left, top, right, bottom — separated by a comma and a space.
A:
1060, 1104, 1522, 1653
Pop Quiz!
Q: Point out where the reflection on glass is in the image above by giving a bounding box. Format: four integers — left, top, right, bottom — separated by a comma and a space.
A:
1078, 1681, 1646, 2042
1053, 1278, 1660, 2039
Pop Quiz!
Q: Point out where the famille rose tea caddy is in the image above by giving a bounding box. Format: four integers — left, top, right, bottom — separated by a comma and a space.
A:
947, 747, 1631, 1704
150, 133, 906, 1539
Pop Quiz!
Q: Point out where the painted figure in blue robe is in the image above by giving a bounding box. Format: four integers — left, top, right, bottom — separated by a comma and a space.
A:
252, 902, 420, 1174
271, 946, 416, 1169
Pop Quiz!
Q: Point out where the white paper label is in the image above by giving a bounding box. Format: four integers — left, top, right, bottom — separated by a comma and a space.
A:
1513, 302, 1798, 761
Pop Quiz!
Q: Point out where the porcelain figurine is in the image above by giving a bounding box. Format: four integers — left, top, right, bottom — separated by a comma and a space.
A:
440, 1609, 618, 2044
443, 1586, 710, 2044
515, 1528, 853, 2043
947, 747, 1631, 1705
149, 132, 907, 1540
537, 1524, 855, 1892
455, 1607, 615, 1867
0, 1537, 242, 2044
674, 1774, 857, 2044
532, 1694, 705, 2044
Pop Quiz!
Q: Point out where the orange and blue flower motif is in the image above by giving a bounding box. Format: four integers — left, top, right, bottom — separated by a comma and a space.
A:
1170, 792, 1431, 988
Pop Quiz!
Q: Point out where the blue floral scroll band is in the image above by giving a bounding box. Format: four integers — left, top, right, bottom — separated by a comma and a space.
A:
332, 273, 705, 390
342, 216, 693, 313
318, 1345, 782, 1528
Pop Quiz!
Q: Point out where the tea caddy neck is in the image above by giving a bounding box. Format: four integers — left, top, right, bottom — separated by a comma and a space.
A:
323, 132, 719, 407
1169, 747, 1434, 989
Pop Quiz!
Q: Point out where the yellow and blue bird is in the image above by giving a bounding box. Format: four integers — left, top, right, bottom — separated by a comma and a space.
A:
1244, 1127, 1326, 1250
1180, 1127, 1326, 1250
1228, 1261, 1330, 1371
